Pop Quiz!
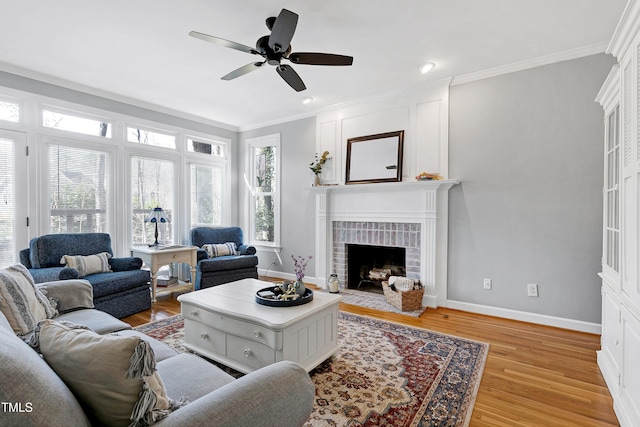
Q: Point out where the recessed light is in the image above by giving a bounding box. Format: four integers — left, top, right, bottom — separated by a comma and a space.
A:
420, 62, 436, 74
302, 96, 314, 104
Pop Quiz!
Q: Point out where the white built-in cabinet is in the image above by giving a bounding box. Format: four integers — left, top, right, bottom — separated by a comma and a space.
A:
596, 1, 640, 425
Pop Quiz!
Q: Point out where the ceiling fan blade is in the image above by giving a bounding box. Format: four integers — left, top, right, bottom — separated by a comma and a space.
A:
288, 52, 354, 66
268, 9, 298, 53
221, 62, 264, 80
189, 31, 258, 55
276, 64, 306, 92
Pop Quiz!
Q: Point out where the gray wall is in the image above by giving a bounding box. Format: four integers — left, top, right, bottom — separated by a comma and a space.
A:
448, 53, 615, 323
239, 117, 317, 278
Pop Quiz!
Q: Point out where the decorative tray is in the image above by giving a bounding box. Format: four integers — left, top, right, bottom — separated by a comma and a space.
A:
255, 286, 314, 307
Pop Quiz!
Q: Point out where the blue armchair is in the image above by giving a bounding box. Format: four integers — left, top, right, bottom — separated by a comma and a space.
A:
190, 226, 259, 289
20, 233, 151, 319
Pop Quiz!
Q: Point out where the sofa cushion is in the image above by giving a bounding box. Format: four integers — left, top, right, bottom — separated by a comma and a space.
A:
86, 269, 151, 298
0, 264, 57, 335
157, 353, 235, 401
56, 308, 132, 334
35, 319, 183, 427
0, 316, 90, 427
60, 252, 112, 278
202, 242, 238, 258
197, 254, 258, 273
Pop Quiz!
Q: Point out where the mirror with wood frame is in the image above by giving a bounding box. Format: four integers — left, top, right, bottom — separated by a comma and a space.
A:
345, 130, 404, 184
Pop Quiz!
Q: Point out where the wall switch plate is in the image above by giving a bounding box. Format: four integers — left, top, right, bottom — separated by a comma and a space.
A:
483, 278, 492, 290
527, 283, 539, 297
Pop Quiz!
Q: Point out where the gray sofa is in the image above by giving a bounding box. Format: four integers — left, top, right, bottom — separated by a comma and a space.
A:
191, 227, 259, 289
20, 233, 151, 318
0, 279, 315, 427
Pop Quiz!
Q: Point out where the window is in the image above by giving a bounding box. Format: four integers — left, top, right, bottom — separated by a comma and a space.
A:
49, 144, 109, 233
190, 164, 223, 226
246, 134, 280, 246
604, 106, 620, 273
0, 100, 20, 123
127, 127, 176, 149
187, 137, 225, 157
43, 109, 112, 137
131, 156, 174, 245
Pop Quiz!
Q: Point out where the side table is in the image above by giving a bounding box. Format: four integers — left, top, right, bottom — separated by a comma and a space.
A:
131, 245, 198, 303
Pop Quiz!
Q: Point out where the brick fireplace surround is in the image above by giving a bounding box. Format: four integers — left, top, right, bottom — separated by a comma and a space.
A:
312, 180, 459, 308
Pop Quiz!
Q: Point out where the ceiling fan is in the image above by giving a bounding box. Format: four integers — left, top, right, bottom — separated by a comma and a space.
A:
189, 8, 353, 92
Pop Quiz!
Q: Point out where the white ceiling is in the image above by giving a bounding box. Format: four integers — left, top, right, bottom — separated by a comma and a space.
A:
0, 0, 627, 130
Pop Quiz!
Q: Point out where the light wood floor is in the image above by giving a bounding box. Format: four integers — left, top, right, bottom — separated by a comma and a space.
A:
123, 284, 619, 427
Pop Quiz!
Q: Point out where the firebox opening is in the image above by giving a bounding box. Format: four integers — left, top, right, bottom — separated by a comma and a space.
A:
346, 244, 406, 294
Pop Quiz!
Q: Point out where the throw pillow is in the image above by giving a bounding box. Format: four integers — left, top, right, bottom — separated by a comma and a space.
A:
0, 264, 57, 336
33, 320, 184, 427
60, 252, 112, 278
202, 242, 238, 258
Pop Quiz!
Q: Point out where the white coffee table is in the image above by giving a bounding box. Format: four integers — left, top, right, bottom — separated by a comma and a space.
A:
177, 278, 342, 374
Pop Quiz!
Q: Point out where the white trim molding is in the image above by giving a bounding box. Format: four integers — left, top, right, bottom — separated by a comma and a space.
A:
447, 300, 602, 334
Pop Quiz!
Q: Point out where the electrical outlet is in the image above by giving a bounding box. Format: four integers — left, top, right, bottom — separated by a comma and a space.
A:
527, 283, 538, 297
483, 278, 492, 290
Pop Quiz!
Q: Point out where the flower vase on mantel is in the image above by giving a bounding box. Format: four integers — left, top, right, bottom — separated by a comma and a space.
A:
313, 174, 321, 187
295, 280, 306, 296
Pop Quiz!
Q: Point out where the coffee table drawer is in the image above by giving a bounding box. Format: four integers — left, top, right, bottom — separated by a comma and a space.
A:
227, 335, 276, 371
182, 303, 282, 349
183, 319, 226, 355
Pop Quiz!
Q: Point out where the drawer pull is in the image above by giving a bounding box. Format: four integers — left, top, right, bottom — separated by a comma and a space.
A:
200, 333, 208, 340
191, 311, 199, 316
243, 349, 251, 357
254, 331, 261, 338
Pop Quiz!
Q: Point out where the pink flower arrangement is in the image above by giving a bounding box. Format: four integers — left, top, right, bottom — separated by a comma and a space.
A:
292, 255, 312, 281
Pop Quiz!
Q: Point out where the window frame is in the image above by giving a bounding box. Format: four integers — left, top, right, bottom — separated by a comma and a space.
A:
126, 148, 180, 247
39, 135, 117, 236
245, 133, 281, 249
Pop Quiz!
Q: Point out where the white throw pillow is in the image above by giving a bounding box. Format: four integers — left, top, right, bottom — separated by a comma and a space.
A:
60, 252, 112, 278
34, 319, 184, 427
0, 264, 57, 335
202, 242, 238, 258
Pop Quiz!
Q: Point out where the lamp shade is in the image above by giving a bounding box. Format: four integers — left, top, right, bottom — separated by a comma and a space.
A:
145, 207, 170, 224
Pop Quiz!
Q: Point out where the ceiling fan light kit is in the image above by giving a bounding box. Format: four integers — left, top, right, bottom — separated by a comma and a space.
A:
190, 8, 353, 92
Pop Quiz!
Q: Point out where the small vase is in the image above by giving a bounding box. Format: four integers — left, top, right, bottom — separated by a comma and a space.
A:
313, 174, 321, 186
295, 280, 306, 296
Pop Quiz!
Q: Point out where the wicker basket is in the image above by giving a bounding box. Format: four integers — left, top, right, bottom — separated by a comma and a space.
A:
382, 281, 424, 311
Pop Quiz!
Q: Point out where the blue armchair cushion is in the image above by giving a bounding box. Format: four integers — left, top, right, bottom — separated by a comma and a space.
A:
197, 255, 258, 273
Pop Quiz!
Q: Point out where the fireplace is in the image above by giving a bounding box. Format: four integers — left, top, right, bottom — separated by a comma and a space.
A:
312, 180, 459, 307
346, 244, 406, 292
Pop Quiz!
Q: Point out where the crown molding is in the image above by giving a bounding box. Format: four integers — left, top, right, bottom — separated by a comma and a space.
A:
608, 0, 640, 58
0, 61, 239, 132
450, 42, 610, 86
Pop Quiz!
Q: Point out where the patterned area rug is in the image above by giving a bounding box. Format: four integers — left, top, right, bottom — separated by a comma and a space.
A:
135, 313, 488, 427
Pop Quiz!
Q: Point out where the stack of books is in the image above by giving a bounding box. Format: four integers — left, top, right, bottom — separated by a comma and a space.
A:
157, 275, 178, 287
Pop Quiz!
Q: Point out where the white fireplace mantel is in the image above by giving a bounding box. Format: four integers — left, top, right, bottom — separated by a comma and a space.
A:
312, 179, 459, 308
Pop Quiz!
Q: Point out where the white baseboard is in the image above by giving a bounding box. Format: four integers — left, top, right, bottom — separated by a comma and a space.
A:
446, 300, 602, 334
